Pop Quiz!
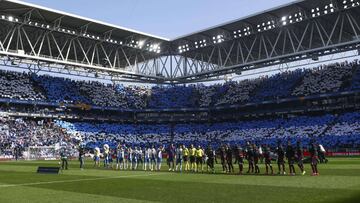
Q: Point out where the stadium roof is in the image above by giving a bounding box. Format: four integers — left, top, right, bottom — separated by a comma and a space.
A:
172, 0, 305, 41
0, 0, 170, 42
1, 0, 360, 83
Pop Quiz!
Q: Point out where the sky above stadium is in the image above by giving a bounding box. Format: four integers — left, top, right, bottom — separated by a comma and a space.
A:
22, 0, 295, 39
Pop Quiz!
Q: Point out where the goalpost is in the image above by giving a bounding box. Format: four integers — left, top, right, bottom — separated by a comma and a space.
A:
24, 146, 59, 161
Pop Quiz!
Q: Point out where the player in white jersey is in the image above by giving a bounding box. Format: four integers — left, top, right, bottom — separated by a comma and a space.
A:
175, 145, 184, 172
150, 145, 157, 171
157, 145, 164, 171
132, 147, 139, 170
138, 148, 143, 170
103, 144, 110, 168
144, 147, 151, 171
116, 144, 125, 170
93, 147, 101, 168
128, 147, 133, 170
123, 145, 128, 170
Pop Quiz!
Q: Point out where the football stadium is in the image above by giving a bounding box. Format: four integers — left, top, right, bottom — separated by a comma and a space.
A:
0, 0, 360, 202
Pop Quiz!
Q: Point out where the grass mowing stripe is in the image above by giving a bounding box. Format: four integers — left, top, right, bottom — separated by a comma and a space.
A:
0, 173, 164, 188
25, 176, 360, 203
0, 185, 159, 203
0, 158, 359, 203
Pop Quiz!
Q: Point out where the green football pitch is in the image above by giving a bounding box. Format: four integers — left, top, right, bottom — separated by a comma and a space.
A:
0, 158, 359, 203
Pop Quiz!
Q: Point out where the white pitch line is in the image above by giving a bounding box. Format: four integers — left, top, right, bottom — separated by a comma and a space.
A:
0, 173, 163, 188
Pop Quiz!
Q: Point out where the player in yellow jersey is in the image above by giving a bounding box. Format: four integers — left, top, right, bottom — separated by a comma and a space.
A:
183, 145, 190, 171
190, 144, 196, 172
196, 146, 204, 172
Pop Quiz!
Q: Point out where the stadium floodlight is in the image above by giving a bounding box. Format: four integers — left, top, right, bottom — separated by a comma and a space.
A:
138, 40, 145, 48
178, 44, 190, 53
213, 35, 224, 44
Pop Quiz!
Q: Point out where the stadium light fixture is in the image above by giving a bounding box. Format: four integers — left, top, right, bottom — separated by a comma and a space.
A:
1, 13, 159, 54
257, 20, 275, 32
213, 35, 224, 44
195, 39, 207, 48
233, 26, 251, 38
138, 40, 145, 48
147, 44, 161, 53
343, 0, 360, 9
178, 44, 189, 53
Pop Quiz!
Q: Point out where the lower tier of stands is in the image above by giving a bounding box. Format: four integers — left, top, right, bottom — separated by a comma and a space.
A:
1, 112, 359, 157
52, 111, 360, 149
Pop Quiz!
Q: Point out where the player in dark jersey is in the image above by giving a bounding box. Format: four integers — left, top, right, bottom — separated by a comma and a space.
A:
276, 143, 286, 175
234, 146, 245, 175
109, 148, 115, 169
167, 143, 176, 171
263, 145, 273, 175
253, 144, 260, 174
309, 142, 319, 176
246, 143, 254, 174
226, 145, 234, 173
286, 141, 296, 175
206, 145, 216, 173
219, 145, 228, 173
60, 148, 69, 170
78, 144, 85, 170
296, 141, 306, 175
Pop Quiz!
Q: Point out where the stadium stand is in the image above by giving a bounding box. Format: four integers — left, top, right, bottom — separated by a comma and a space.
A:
292, 62, 354, 96
252, 70, 305, 102
69, 113, 358, 148
0, 117, 72, 156
0, 61, 358, 110
0, 60, 360, 158
0, 71, 45, 101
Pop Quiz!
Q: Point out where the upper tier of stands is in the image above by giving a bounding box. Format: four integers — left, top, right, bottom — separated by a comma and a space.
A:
0, 60, 358, 109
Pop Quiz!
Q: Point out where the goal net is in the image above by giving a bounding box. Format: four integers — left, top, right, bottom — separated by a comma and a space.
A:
24, 146, 59, 161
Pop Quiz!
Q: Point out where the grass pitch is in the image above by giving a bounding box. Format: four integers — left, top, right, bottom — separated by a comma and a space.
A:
0, 158, 359, 203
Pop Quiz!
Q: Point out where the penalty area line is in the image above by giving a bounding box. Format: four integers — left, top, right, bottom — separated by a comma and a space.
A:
0, 173, 163, 188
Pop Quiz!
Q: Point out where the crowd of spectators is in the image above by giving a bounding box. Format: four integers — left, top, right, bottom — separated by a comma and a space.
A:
0, 117, 73, 157
1, 112, 359, 157
0, 61, 359, 109
51, 112, 360, 150
0, 71, 45, 101
292, 62, 354, 96
54, 121, 171, 149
